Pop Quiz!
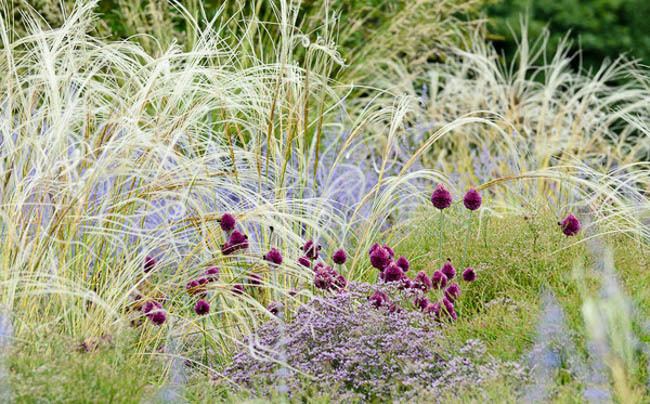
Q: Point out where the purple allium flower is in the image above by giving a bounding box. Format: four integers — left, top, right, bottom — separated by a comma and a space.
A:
143, 255, 157, 273
248, 273, 263, 286
220, 213, 236, 232
441, 259, 456, 280
431, 183, 452, 210
314, 268, 333, 290
267, 301, 283, 316
463, 188, 482, 211
383, 262, 404, 283
222, 230, 249, 255
369, 243, 380, 254
197, 277, 209, 286
442, 297, 457, 320
462, 267, 476, 282
425, 302, 441, 316
205, 266, 220, 282
369, 245, 391, 270
142, 300, 162, 315
368, 290, 389, 308
231, 284, 245, 295
263, 248, 283, 265
400, 277, 413, 290
185, 280, 202, 296
414, 271, 433, 292
444, 283, 461, 302
297, 256, 312, 268
396, 256, 410, 272
332, 249, 347, 265
148, 309, 167, 326
194, 299, 210, 316
431, 271, 448, 290
415, 296, 430, 311
383, 244, 395, 258
333, 273, 348, 291
559, 214, 581, 236
303, 240, 321, 259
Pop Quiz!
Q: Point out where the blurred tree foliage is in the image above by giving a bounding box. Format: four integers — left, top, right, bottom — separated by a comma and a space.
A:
487, 0, 650, 70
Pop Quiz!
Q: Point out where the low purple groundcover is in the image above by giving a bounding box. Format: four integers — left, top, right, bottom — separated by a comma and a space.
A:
221, 282, 528, 400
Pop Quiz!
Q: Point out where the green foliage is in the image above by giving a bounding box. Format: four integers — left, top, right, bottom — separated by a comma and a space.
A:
487, 0, 650, 70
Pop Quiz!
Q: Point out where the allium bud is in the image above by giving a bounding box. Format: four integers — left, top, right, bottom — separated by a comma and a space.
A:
441, 259, 456, 280
231, 284, 245, 295
431, 271, 448, 290
444, 283, 461, 302
425, 302, 441, 316
415, 296, 430, 311
247, 273, 262, 286
383, 262, 404, 283
463, 188, 482, 211
149, 310, 167, 326
263, 248, 283, 265
205, 266, 220, 282
302, 240, 321, 260
267, 301, 283, 316
185, 280, 201, 296
143, 255, 157, 273
369, 290, 389, 308
333, 273, 348, 290
462, 267, 476, 282
442, 297, 457, 320
194, 299, 210, 315
396, 256, 410, 272
431, 183, 452, 210
369, 245, 391, 270
142, 300, 162, 315
222, 230, 249, 255
332, 249, 347, 265
559, 214, 581, 236
220, 213, 236, 232
414, 271, 433, 292
297, 256, 312, 268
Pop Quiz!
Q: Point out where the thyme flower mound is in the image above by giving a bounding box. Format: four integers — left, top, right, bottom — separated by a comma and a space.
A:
223, 282, 527, 400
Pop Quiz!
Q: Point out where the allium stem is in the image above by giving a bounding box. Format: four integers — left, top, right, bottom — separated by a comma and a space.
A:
463, 210, 472, 267
438, 210, 445, 262
202, 318, 208, 370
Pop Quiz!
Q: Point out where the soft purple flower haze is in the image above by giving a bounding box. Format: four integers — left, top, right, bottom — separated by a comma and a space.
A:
431, 184, 452, 210
223, 282, 527, 400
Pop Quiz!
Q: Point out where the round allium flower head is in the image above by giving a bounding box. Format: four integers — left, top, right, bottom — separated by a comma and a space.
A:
462, 267, 476, 282
425, 302, 441, 316
395, 256, 410, 272
302, 240, 321, 260
368, 290, 389, 308
369, 245, 391, 270
369, 243, 380, 254
441, 259, 456, 280
400, 277, 413, 290
149, 310, 167, 326
143, 255, 157, 273
441, 297, 457, 320
313, 268, 333, 290
463, 188, 482, 211
414, 271, 433, 292
231, 284, 245, 295
220, 213, 236, 232
415, 296, 430, 311
267, 301, 283, 316
185, 280, 200, 295
194, 299, 210, 316
205, 266, 220, 282
383, 245, 395, 258
222, 230, 249, 255
332, 249, 347, 265
297, 256, 311, 268
197, 277, 209, 286
383, 262, 404, 283
333, 273, 348, 291
263, 248, 283, 265
142, 300, 162, 315
559, 213, 581, 236
247, 273, 263, 286
444, 283, 461, 302
431, 183, 452, 210
431, 270, 448, 290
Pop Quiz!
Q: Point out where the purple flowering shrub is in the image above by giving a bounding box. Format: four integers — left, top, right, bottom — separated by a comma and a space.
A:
223, 282, 528, 400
